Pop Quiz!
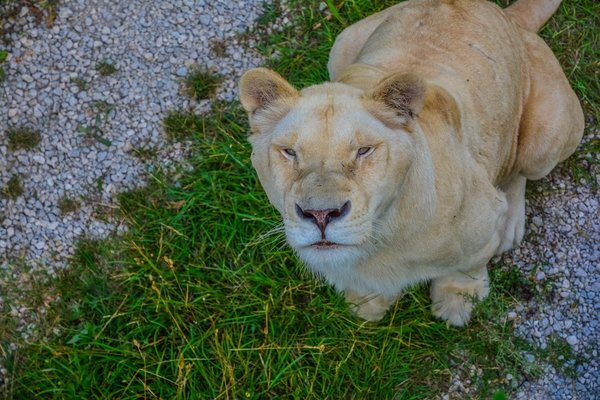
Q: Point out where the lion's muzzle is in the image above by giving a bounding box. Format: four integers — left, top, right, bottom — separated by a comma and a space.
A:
295, 201, 351, 241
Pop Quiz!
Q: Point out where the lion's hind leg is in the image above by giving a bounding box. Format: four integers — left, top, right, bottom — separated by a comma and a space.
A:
327, 3, 406, 80
516, 33, 584, 181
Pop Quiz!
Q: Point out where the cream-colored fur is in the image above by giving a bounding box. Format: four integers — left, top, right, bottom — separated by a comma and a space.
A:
239, 0, 584, 326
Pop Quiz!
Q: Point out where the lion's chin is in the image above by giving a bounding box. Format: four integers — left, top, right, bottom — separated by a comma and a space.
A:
295, 243, 366, 273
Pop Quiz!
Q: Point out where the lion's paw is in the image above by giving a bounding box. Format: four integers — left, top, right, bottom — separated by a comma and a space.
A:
345, 291, 396, 322
430, 271, 489, 327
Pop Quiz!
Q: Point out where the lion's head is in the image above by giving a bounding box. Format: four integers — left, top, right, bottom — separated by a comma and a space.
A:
239, 68, 438, 276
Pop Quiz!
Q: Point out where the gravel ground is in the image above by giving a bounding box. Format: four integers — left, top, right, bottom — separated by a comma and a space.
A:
1, 1, 598, 398
508, 150, 599, 399
0, 0, 268, 269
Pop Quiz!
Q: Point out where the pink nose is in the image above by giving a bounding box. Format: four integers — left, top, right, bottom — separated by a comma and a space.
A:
295, 201, 351, 239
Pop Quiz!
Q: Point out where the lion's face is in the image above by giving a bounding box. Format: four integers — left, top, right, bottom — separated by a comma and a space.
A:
240, 69, 425, 271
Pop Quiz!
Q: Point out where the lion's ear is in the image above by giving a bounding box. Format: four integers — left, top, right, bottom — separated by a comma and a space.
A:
239, 68, 298, 114
369, 73, 425, 119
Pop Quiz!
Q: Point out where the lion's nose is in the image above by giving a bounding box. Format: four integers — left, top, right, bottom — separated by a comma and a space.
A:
295, 201, 351, 239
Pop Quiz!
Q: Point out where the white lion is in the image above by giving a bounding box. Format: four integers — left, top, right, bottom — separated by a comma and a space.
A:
239, 0, 583, 326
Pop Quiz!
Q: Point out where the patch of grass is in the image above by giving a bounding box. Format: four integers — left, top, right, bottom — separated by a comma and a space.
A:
6, 127, 42, 151
459, 264, 543, 396
93, 99, 112, 114
131, 146, 158, 160
1, 239, 115, 386
0, 49, 7, 82
69, 237, 110, 270
163, 109, 204, 142
58, 196, 80, 215
541, 334, 581, 378
181, 68, 221, 100
78, 101, 114, 146
0, 259, 58, 366
70, 76, 87, 91
1, 1, 58, 43
95, 176, 104, 193
1, 175, 23, 200
4, 1, 594, 399
255, 0, 280, 27
493, 390, 508, 400
497, 262, 536, 302
210, 38, 227, 57
95, 60, 117, 76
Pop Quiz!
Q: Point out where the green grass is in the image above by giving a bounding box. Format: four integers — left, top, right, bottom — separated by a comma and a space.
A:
1, 175, 23, 200
131, 146, 158, 160
541, 334, 581, 378
6, 127, 41, 151
78, 100, 114, 146
95, 60, 118, 76
0, 49, 7, 82
255, 0, 279, 27
3, 0, 594, 399
181, 68, 222, 100
70, 76, 87, 91
57, 196, 80, 215
163, 109, 205, 142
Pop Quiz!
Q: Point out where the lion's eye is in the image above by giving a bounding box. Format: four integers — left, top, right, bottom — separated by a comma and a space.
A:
281, 148, 297, 160
357, 146, 374, 157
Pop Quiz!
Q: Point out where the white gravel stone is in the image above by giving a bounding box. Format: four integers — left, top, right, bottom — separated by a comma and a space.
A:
567, 336, 578, 346
501, 150, 600, 400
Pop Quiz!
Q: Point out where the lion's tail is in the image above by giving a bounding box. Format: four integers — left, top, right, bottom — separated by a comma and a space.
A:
504, 0, 562, 32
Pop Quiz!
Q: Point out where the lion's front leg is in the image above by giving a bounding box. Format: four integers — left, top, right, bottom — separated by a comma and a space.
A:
496, 175, 527, 255
430, 264, 490, 327
344, 289, 398, 322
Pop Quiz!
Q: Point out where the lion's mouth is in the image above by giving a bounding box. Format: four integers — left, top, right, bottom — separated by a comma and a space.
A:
311, 240, 339, 249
